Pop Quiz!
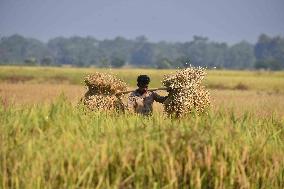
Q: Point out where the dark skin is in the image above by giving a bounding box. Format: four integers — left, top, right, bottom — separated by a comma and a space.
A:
136, 83, 148, 95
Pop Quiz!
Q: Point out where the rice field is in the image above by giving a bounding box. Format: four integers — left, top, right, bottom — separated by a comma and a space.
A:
0, 66, 284, 92
0, 66, 284, 188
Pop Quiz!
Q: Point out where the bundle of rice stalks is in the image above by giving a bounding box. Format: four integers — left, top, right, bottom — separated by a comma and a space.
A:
163, 67, 210, 117
84, 72, 128, 95
82, 72, 128, 111
83, 95, 125, 111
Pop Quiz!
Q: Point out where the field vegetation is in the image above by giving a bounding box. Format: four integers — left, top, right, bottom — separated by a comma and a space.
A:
0, 66, 284, 188
1, 66, 284, 92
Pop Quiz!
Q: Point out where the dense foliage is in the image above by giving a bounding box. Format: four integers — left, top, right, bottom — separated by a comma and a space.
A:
0, 34, 283, 69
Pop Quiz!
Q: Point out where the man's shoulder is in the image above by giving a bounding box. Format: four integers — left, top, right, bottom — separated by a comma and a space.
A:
129, 90, 139, 97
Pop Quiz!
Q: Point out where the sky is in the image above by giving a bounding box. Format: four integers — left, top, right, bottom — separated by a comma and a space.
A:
0, 0, 284, 44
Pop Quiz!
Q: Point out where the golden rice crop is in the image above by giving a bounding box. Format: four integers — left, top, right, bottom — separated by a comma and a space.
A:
82, 72, 128, 111
163, 67, 210, 117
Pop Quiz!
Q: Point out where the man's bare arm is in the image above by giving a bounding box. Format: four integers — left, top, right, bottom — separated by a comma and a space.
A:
153, 92, 168, 103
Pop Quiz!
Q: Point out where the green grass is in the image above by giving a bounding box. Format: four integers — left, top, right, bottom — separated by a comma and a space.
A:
1, 96, 283, 188
0, 66, 171, 87
1, 66, 284, 92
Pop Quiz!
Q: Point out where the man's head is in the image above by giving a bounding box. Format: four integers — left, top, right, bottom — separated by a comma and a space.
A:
137, 75, 150, 94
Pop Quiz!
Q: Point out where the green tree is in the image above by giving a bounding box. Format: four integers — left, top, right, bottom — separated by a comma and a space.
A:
24, 57, 38, 66
156, 58, 172, 69
41, 57, 53, 66
0, 35, 50, 64
254, 34, 284, 70
111, 57, 125, 68
131, 43, 155, 67
226, 41, 255, 69
97, 58, 111, 68
173, 57, 191, 68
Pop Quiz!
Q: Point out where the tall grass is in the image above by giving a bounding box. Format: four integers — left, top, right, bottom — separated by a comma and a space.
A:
1, 95, 283, 189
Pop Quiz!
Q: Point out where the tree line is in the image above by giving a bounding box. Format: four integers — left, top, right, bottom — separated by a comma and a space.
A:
0, 34, 283, 70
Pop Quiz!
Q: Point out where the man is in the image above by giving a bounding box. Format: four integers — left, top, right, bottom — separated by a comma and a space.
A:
127, 75, 168, 116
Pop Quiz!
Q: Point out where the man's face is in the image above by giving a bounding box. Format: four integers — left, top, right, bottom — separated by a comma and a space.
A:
137, 83, 148, 94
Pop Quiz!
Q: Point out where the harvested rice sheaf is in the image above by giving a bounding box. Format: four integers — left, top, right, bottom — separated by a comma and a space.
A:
83, 72, 128, 111
163, 67, 210, 117
83, 95, 124, 111
84, 72, 128, 95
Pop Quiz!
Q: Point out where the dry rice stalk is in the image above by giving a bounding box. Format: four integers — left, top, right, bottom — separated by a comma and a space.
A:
83, 95, 125, 111
84, 72, 128, 95
163, 67, 210, 117
82, 72, 128, 111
